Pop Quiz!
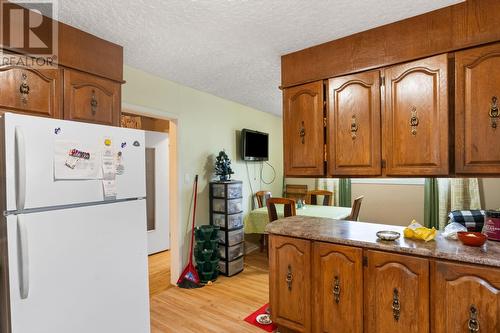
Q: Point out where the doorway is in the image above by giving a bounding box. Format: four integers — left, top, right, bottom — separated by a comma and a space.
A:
121, 112, 171, 254
145, 130, 169, 254
121, 107, 179, 294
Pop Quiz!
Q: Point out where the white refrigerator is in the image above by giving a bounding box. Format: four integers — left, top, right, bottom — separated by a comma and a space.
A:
0, 113, 151, 333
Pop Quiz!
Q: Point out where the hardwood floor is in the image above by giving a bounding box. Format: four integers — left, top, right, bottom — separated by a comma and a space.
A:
149, 250, 269, 333
148, 250, 173, 296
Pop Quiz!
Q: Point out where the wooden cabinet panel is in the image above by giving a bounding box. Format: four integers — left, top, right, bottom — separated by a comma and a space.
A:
365, 250, 429, 333
455, 42, 500, 174
281, 0, 500, 89
0, 56, 62, 118
327, 70, 381, 176
63, 69, 120, 126
432, 261, 500, 333
312, 242, 363, 333
269, 235, 311, 332
384, 54, 449, 176
283, 81, 324, 176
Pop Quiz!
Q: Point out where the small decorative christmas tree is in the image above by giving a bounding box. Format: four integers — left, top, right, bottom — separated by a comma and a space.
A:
214, 150, 234, 181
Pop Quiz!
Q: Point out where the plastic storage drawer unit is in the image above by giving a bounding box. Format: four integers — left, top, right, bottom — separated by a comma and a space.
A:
219, 257, 244, 276
220, 242, 244, 260
218, 228, 244, 246
210, 180, 245, 277
212, 198, 242, 215
212, 213, 243, 230
212, 182, 243, 199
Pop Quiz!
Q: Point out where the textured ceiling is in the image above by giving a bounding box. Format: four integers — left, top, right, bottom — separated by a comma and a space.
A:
57, 0, 462, 116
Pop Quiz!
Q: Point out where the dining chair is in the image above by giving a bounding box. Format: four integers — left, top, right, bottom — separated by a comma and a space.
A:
306, 190, 333, 206
284, 184, 308, 202
262, 197, 297, 253
255, 191, 272, 208
347, 196, 364, 221
255, 191, 272, 253
267, 197, 297, 222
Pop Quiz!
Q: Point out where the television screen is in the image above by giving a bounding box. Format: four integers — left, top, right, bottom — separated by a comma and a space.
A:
241, 129, 269, 161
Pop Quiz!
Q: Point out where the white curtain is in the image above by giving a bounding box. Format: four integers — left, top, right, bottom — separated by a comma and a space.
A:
315, 178, 339, 205
437, 178, 482, 229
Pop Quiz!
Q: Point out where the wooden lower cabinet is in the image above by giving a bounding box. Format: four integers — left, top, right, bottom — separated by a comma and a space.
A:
432, 261, 500, 333
269, 236, 500, 333
313, 242, 363, 333
364, 250, 429, 333
63, 69, 121, 126
269, 235, 311, 332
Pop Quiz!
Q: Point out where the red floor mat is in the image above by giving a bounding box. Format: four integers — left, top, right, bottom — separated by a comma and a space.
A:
243, 303, 277, 332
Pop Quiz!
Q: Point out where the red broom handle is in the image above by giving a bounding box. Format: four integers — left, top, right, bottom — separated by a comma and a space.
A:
188, 175, 199, 263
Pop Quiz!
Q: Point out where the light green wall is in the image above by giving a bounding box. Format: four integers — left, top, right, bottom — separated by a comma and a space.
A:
122, 65, 283, 274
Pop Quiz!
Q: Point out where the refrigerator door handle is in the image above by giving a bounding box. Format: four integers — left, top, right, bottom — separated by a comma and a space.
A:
15, 126, 26, 210
17, 215, 30, 299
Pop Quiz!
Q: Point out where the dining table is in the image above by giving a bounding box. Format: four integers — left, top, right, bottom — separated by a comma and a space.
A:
243, 204, 352, 234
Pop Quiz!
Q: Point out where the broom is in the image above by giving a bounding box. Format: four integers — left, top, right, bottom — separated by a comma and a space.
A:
177, 174, 201, 288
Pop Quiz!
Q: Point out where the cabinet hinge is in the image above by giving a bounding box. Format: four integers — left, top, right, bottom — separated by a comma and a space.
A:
323, 117, 327, 128
380, 76, 385, 87
324, 144, 327, 162
381, 159, 386, 168
363, 256, 368, 267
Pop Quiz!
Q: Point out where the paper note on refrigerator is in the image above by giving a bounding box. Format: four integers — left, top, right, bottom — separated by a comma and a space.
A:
101, 147, 116, 180
54, 141, 101, 180
102, 179, 117, 199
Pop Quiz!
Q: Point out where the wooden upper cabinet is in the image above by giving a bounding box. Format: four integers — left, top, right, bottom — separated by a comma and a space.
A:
269, 235, 311, 333
455, 42, 500, 174
313, 242, 363, 333
0, 56, 62, 118
283, 81, 325, 176
384, 54, 449, 176
365, 250, 429, 333
432, 261, 500, 333
63, 69, 121, 126
327, 70, 381, 176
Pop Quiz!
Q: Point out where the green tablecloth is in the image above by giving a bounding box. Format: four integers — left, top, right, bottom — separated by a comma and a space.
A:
244, 205, 352, 234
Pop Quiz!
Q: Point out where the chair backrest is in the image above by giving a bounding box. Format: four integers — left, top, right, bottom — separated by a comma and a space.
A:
256, 191, 272, 208
285, 184, 308, 202
267, 197, 297, 223
348, 196, 364, 221
307, 190, 333, 206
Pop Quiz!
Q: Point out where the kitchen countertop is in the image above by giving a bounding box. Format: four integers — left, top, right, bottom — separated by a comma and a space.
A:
265, 216, 500, 268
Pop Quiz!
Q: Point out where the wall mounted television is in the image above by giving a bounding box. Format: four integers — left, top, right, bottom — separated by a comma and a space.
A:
241, 129, 269, 161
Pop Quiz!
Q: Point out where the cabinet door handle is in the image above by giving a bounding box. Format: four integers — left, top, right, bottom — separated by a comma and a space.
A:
333, 276, 340, 304
409, 106, 419, 135
489, 96, 498, 129
299, 121, 305, 144
392, 288, 401, 321
19, 73, 30, 104
90, 90, 98, 115
285, 264, 293, 291
468, 305, 480, 332
350, 115, 358, 139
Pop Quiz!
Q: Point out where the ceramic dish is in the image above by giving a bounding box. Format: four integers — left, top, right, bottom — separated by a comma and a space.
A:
457, 231, 487, 247
256, 314, 272, 325
376, 230, 401, 241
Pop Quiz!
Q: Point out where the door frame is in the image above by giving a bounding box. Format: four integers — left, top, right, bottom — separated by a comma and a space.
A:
122, 102, 181, 286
